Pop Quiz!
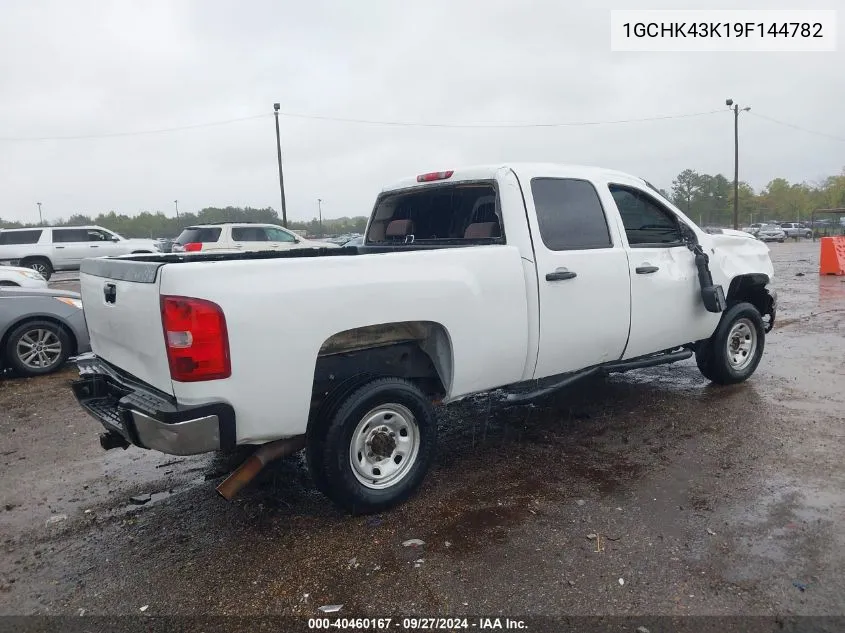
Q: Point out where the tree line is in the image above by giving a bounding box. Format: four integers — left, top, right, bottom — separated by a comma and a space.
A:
2, 168, 844, 237
667, 168, 845, 227
0, 206, 368, 239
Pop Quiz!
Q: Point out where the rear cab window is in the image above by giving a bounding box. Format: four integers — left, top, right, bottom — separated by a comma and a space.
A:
0, 229, 43, 245
365, 182, 503, 245
175, 227, 222, 246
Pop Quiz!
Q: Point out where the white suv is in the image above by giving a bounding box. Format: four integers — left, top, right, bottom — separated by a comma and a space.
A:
0, 226, 160, 280
172, 223, 337, 253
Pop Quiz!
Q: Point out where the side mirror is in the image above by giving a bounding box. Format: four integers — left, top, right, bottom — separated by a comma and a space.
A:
680, 222, 697, 244
111, 236, 120, 242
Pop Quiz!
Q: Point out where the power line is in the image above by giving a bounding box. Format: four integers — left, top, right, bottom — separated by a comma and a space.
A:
0, 109, 724, 142
750, 111, 845, 143
0, 113, 271, 142
273, 108, 725, 128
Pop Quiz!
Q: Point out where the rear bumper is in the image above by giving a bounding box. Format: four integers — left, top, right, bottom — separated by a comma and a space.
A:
71, 353, 236, 455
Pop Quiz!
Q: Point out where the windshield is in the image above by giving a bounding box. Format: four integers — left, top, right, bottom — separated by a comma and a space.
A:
176, 227, 222, 245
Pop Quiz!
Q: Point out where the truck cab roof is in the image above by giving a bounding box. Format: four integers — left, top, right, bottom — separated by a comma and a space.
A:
381, 163, 649, 193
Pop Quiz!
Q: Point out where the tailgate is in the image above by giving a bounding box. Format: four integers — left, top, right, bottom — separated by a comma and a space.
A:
79, 258, 173, 395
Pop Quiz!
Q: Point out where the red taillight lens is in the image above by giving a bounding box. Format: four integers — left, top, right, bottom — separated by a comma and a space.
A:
183, 242, 202, 252
161, 296, 230, 382
416, 170, 454, 182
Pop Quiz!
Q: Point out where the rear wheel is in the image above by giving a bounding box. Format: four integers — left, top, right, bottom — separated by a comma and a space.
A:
4, 320, 72, 377
308, 377, 437, 515
21, 258, 52, 281
696, 302, 765, 385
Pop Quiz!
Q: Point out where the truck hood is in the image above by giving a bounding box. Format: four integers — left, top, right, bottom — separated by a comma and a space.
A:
708, 231, 775, 282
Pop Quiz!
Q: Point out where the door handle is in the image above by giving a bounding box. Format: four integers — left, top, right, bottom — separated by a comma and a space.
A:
636, 265, 659, 274
90, 245, 100, 248
55, 246, 65, 249
546, 268, 577, 281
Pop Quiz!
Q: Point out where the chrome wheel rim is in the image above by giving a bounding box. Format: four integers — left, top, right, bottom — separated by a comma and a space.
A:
726, 318, 757, 371
16, 329, 63, 370
349, 403, 420, 489
28, 262, 48, 275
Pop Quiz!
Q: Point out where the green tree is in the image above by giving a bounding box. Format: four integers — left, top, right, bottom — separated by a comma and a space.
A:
671, 169, 702, 216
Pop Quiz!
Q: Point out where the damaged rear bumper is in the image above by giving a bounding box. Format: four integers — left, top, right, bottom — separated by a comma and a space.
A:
71, 353, 236, 456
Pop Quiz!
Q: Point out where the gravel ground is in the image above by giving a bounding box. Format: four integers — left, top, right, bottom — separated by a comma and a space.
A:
0, 241, 843, 627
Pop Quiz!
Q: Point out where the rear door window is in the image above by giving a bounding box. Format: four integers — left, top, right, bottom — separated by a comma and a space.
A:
231, 226, 270, 242
175, 227, 222, 245
0, 230, 43, 245
530, 178, 612, 250
52, 229, 90, 243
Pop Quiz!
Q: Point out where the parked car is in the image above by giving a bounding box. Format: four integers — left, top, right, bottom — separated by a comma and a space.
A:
155, 238, 175, 253
0, 226, 160, 280
756, 224, 786, 242
779, 222, 812, 239
0, 286, 90, 376
72, 163, 775, 515
742, 223, 764, 236
0, 265, 48, 289
171, 223, 339, 253
343, 235, 364, 247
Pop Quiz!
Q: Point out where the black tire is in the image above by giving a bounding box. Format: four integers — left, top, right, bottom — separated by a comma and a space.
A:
306, 373, 379, 498
310, 377, 437, 515
4, 320, 72, 377
696, 302, 765, 385
21, 257, 53, 281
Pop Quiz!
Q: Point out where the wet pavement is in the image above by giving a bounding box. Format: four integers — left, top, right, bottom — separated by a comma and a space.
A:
1, 241, 843, 622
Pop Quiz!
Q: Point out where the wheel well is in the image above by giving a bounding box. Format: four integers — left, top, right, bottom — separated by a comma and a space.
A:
20, 256, 52, 266
0, 316, 77, 359
0, 281, 20, 287
131, 250, 152, 254
726, 274, 774, 327
310, 321, 453, 415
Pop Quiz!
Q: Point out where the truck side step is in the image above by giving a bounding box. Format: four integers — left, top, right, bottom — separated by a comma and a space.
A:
503, 348, 693, 405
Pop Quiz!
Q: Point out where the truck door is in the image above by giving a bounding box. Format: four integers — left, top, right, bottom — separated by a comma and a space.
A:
523, 177, 632, 378
606, 183, 718, 359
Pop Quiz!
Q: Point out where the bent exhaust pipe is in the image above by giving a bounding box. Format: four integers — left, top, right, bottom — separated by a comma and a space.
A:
216, 435, 306, 501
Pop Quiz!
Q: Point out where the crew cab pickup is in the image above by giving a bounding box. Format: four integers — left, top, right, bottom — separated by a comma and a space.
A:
71, 163, 776, 514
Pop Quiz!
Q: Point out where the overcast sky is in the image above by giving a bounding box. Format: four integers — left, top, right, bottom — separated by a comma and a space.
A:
1, 0, 843, 224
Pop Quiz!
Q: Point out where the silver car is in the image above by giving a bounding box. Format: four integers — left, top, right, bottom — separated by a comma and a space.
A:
756, 224, 786, 243
0, 287, 90, 377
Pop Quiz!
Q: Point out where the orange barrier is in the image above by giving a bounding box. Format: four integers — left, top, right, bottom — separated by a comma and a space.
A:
819, 236, 845, 276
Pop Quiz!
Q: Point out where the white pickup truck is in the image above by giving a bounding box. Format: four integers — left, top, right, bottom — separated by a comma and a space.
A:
72, 163, 776, 514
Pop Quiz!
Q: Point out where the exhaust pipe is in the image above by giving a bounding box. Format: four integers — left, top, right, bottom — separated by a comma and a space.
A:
216, 435, 306, 501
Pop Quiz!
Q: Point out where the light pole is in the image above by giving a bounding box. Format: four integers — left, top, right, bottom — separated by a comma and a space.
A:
174, 199, 179, 219
317, 198, 323, 237
36, 202, 43, 225
273, 103, 288, 228
726, 98, 751, 230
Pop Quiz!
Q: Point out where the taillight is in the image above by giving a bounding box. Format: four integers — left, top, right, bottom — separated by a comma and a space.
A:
161, 296, 230, 382
416, 170, 454, 182
183, 242, 202, 252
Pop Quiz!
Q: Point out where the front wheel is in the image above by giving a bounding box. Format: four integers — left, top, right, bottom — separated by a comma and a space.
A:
308, 377, 437, 515
696, 302, 765, 385
4, 320, 72, 376
22, 258, 53, 281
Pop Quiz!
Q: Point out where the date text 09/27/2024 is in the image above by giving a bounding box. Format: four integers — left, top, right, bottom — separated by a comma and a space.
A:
308, 617, 528, 630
